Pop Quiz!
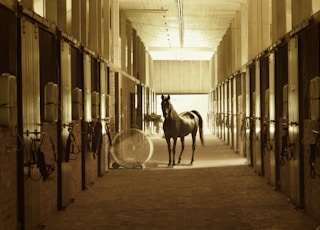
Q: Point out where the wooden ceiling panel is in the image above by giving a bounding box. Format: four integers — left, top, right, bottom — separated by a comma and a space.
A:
119, 0, 246, 60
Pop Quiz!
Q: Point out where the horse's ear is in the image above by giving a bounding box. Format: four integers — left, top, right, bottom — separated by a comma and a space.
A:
161, 94, 164, 100
168, 95, 170, 100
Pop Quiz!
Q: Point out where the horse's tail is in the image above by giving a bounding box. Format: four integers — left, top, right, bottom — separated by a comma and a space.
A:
191, 110, 205, 146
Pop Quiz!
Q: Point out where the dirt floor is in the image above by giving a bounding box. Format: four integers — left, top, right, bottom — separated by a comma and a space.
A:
43, 134, 320, 230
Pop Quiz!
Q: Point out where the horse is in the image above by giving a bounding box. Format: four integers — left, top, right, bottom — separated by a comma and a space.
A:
161, 95, 204, 166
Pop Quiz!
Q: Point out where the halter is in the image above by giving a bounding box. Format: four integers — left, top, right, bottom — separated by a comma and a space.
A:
161, 95, 172, 119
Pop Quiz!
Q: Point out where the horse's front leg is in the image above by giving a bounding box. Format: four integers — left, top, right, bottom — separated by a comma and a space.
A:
178, 136, 185, 164
172, 137, 177, 165
166, 138, 171, 166
190, 135, 196, 165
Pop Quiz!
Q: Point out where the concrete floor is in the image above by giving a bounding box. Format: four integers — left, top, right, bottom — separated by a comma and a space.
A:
43, 134, 320, 229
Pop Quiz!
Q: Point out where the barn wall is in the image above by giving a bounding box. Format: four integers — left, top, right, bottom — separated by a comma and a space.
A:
1, 0, 320, 229
153, 60, 210, 94
208, 3, 320, 221
0, 6, 18, 230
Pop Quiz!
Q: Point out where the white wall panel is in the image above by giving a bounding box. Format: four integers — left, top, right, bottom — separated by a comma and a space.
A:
228, 79, 232, 147
21, 18, 41, 230
217, 86, 222, 138
100, 63, 107, 121
21, 19, 40, 132
232, 77, 237, 152
224, 82, 228, 142
60, 40, 72, 124
255, 60, 262, 174
269, 52, 277, 187
153, 60, 210, 94
288, 35, 301, 206
245, 68, 251, 165
60, 40, 72, 208
83, 53, 92, 121
83, 53, 92, 188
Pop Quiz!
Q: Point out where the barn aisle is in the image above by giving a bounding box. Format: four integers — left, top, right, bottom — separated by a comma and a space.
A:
43, 134, 320, 230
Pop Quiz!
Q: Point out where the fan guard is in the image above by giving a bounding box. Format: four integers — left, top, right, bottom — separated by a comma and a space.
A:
110, 129, 153, 169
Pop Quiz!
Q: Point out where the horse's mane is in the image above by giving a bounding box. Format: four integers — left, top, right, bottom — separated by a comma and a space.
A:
168, 100, 179, 120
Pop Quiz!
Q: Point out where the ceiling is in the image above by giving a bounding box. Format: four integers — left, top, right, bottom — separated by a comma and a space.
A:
119, 0, 247, 61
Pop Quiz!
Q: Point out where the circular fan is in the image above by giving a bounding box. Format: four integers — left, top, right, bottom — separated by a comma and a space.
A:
110, 129, 153, 169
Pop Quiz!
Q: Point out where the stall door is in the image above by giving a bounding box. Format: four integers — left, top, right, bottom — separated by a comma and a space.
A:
82, 53, 92, 189
255, 60, 263, 175
58, 40, 74, 209
21, 18, 41, 230
245, 69, 252, 165
269, 52, 278, 187
99, 62, 108, 176
288, 35, 301, 206
228, 79, 233, 148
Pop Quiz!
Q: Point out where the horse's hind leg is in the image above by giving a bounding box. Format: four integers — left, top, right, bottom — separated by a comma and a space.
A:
190, 134, 196, 165
178, 136, 185, 164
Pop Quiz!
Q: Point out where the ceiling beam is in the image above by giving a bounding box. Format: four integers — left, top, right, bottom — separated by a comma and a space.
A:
121, 9, 168, 13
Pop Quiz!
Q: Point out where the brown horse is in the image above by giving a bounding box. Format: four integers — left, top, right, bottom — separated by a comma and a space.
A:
161, 95, 204, 166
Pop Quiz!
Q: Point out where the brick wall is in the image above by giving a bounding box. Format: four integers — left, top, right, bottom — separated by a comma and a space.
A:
0, 128, 18, 229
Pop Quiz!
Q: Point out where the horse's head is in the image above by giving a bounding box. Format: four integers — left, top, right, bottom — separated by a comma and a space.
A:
161, 95, 171, 118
